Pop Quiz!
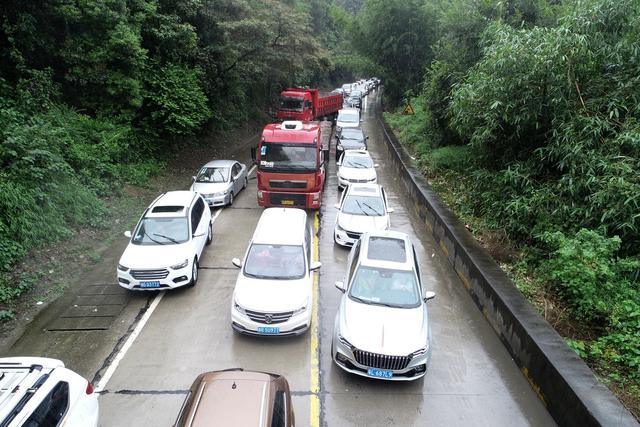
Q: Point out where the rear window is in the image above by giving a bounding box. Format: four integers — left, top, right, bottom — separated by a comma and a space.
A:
367, 237, 406, 262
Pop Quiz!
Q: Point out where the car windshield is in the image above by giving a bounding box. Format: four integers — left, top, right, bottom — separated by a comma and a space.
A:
338, 112, 359, 123
349, 266, 420, 308
279, 97, 303, 112
196, 167, 229, 183
340, 129, 363, 140
260, 143, 317, 172
244, 244, 306, 279
341, 195, 385, 216
342, 156, 373, 169
132, 217, 189, 245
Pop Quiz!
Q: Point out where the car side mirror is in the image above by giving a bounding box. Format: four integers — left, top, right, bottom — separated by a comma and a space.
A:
423, 291, 436, 302
124, 230, 132, 238
192, 176, 196, 181
387, 207, 394, 213
310, 261, 322, 271
374, 163, 379, 168
334, 203, 340, 209
366, 136, 370, 140
335, 281, 346, 293
232, 258, 242, 268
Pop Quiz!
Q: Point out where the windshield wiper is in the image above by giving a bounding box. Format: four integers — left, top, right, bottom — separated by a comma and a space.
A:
349, 294, 374, 305
361, 202, 382, 216
153, 233, 179, 244
355, 199, 371, 216
142, 230, 165, 245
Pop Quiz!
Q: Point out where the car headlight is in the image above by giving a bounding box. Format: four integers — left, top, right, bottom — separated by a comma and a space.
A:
337, 144, 344, 151
233, 298, 246, 314
170, 259, 189, 270
117, 264, 129, 272
335, 223, 345, 233
412, 343, 429, 357
292, 305, 307, 315
214, 191, 228, 197
338, 334, 353, 349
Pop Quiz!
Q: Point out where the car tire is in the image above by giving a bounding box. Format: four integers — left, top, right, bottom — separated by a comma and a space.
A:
206, 221, 213, 246
189, 258, 198, 287
243, 177, 248, 189
228, 192, 234, 206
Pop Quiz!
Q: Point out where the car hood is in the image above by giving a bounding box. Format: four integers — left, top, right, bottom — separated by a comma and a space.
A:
340, 297, 428, 356
119, 243, 191, 269
190, 182, 229, 194
338, 140, 365, 150
337, 212, 388, 233
338, 166, 376, 181
234, 274, 311, 312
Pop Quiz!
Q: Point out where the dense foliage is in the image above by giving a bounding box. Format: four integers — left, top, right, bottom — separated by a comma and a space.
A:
369, 0, 640, 399
0, 0, 334, 312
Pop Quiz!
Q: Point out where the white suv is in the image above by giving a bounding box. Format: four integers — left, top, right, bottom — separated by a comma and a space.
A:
230, 208, 321, 336
0, 357, 98, 426
117, 191, 212, 290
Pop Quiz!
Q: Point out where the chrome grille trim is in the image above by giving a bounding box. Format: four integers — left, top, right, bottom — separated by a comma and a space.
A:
245, 309, 294, 324
353, 349, 412, 370
130, 269, 169, 280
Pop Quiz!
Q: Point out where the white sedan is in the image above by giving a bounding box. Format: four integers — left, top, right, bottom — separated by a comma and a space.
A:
334, 184, 393, 247
337, 150, 377, 190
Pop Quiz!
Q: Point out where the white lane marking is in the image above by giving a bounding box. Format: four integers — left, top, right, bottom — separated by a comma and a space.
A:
96, 193, 231, 393
248, 164, 256, 176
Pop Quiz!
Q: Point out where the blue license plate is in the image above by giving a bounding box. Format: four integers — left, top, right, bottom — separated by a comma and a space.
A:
140, 281, 160, 288
367, 368, 393, 379
257, 326, 280, 334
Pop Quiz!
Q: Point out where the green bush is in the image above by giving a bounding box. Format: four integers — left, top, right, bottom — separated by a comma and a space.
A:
423, 145, 475, 173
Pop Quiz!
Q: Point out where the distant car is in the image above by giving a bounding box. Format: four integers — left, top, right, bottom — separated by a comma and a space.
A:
341, 83, 353, 96
117, 191, 212, 290
333, 183, 391, 246
336, 150, 378, 190
190, 160, 248, 207
0, 357, 98, 427
332, 231, 436, 381
231, 208, 321, 336
336, 108, 361, 134
336, 128, 368, 161
174, 369, 294, 427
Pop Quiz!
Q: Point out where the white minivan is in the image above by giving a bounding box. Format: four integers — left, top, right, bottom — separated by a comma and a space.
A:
336, 108, 361, 134
230, 208, 321, 336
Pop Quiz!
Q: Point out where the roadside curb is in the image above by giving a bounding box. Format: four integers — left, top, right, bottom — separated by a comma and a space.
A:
377, 116, 638, 427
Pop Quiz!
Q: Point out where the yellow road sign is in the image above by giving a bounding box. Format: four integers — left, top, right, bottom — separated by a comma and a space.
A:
402, 103, 415, 115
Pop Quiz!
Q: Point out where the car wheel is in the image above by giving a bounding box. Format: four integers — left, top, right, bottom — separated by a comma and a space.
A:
243, 177, 248, 189
190, 258, 198, 287
228, 192, 234, 206
206, 221, 213, 246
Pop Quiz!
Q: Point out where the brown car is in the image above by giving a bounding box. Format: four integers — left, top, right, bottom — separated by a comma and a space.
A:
174, 368, 295, 427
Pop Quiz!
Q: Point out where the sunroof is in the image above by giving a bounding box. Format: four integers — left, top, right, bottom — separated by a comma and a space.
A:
367, 237, 406, 262
152, 205, 184, 213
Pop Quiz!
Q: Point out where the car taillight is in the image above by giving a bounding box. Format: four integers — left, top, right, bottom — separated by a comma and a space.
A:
86, 381, 94, 395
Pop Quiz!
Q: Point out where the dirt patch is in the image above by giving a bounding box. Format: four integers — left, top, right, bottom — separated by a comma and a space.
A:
0, 122, 262, 352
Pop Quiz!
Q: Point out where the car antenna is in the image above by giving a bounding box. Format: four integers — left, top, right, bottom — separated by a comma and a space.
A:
232, 381, 237, 390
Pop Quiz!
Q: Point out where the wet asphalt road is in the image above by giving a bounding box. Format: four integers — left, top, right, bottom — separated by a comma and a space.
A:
3, 90, 555, 426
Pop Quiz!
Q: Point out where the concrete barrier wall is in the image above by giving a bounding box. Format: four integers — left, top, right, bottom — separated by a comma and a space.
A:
377, 117, 637, 427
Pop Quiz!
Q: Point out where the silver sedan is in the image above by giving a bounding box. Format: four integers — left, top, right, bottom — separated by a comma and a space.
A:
190, 160, 248, 207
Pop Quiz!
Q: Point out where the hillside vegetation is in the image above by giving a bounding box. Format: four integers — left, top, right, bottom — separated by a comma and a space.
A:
341, 0, 640, 413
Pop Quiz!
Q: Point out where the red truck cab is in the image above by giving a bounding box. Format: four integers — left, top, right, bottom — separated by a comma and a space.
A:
253, 121, 326, 209
277, 88, 342, 122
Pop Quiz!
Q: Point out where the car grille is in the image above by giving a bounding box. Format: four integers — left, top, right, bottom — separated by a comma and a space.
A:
269, 193, 307, 207
353, 349, 412, 370
130, 269, 169, 280
270, 180, 307, 189
347, 178, 370, 183
245, 309, 294, 324
345, 231, 361, 240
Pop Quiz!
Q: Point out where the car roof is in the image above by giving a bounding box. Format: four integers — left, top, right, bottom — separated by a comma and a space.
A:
201, 160, 237, 168
358, 230, 414, 270
184, 370, 278, 427
262, 121, 319, 143
345, 183, 382, 197
147, 191, 197, 218
252, 208, 307, 245
339, 108, 359, 115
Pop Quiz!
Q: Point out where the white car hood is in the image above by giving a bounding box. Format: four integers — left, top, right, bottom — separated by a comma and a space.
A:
234, 274, 311, 312
340, 298, 427, 356
120, 243, 191, 269
190, 182, 229, 194
338, 166, 376, 182
337, 212, 388, 233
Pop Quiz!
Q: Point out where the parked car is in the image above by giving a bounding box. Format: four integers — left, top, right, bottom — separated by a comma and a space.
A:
174, 369, 294, 427
336, 128, 368, 161
333, 184, 391, 246
190, 160, 248, 207
117, 191, 212, 290
0, 357, 98, 427
336, 150, 377, 189
336, 108, 361, 134
332, 231, 436, 381
231, 208, 321, 336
